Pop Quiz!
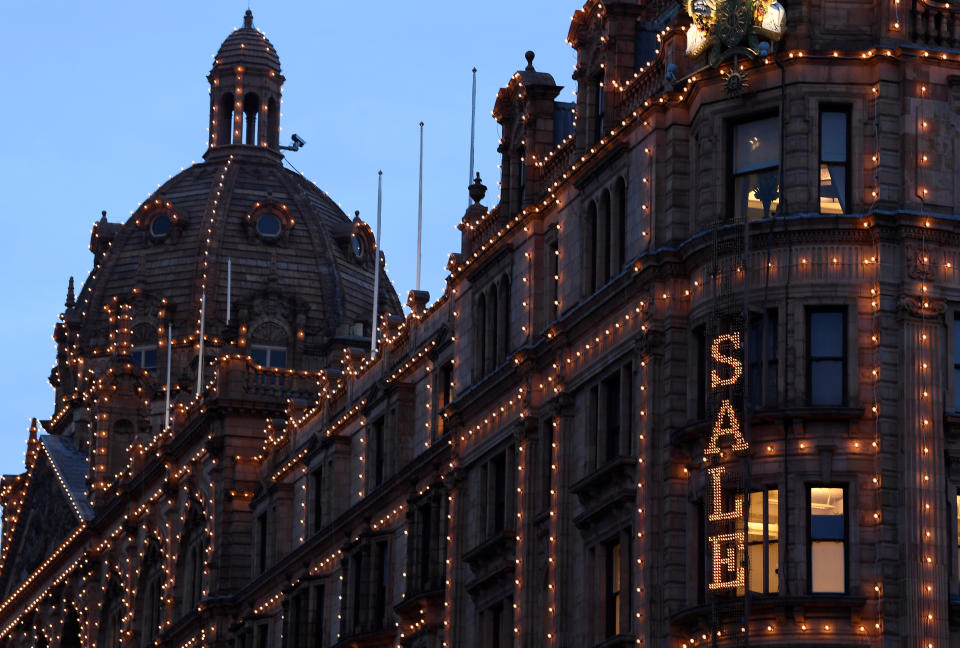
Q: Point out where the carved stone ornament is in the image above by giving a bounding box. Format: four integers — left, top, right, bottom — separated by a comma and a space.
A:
906, 244, 936, 280
685, 0, 786, 65
898, 294, 946, 319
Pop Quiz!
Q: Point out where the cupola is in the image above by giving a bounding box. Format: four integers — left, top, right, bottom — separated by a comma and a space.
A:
206, 10, 284, 155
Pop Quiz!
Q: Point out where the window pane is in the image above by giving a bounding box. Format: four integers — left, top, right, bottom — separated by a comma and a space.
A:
821, 112, 847, 162
810, 311, 843, 357
810, 487, 844, 539
735, 170, 780, 221
954, 318, 960, 364
748, 542, 764, 593
955, 368, 960, 412
269, 349, 287, 368
819, 164, 846, 214
144, 348, 157, 370
768, 541, 779, 593
811, 541, 845, 592
251, 347, 268, 366
768, 490, 779, 540
734, 117, 780, 173
810, 361, 843, 405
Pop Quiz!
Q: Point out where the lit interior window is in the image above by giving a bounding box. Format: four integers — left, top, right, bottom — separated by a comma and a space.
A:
819, 110, 848, 214
748, 489, 779, 593
810, 486, 845, 592
733, 116, 780, 221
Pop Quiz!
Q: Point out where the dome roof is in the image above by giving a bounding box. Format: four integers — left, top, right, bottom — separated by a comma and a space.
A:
215, 10, 281, 70
71, 150, 401, 370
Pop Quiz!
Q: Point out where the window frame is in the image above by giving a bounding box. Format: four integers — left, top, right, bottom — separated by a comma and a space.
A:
132, 345, 158, 372
807, 484, 848, 594
728, 112, 781, 222
747, 486, 779, 595
747, 309, 778, 409
806, 306, 847, 406
250, 344, 287, 369
953, 314, 960, 412
818, 106, 851, 215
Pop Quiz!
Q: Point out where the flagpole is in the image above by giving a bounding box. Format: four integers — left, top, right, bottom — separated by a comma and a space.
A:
416, 122, 424, 292
469, 68, 477, 198
370, 171, 383, 357
196, 291, 206, 394
164, 325, 172, 432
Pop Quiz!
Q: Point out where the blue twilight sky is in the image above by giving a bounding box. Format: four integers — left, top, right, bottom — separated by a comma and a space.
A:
0, 2, 581, 478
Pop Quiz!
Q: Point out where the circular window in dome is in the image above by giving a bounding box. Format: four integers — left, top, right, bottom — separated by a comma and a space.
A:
150, 213, 172, 238
351, 234, 365, 259
257, 213, 282, 239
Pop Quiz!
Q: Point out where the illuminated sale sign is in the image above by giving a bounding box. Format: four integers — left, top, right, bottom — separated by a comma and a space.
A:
705, 331, 748, 591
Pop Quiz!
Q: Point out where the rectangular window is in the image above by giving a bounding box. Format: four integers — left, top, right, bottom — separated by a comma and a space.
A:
594, 75, 606, 143
808, 309, 846, 406
809, 486, 846, 593
819, 109, 849, 214
635, 22, 658, 69
251, 345, 286, 368
541, 423, 554, 512
603, 372, 621, 462
418, 504, 433, 590
490, 601, 504, 648
351, 552, 363, 631
732, 116, 780, 221
132, 346, 157, 372
956, 493, 960, 585
954, 316, 960, 411
748, 488, 779, 594
605, 541, 622, 637
256, 513, 268, 572
748, 311, 778, 408
289, 592, 305, 648
312, 584, 325, 648
256, 624, 269, 648
436, 361, 454, 437
374, 542, 388, 628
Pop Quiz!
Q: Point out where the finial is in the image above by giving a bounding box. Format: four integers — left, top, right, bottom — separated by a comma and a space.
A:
525, 51, 536, 71
243, 9, 254, 29
469, 172, 487, 204
65, 276, 75, 309
100, 209, 107, 222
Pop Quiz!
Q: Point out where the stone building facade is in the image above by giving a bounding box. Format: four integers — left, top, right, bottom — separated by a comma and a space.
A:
2, 1, 960, 647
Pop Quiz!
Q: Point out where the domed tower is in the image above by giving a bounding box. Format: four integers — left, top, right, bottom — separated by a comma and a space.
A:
207, 9, 283, 153
42, 10, 402, 506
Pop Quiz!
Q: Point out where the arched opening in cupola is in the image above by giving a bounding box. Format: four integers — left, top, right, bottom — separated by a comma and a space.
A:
243, 92, 260, 145
217, 93, 234, 145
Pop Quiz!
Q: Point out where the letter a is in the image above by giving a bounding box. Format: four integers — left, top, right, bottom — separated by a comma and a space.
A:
704, 399, 749, 456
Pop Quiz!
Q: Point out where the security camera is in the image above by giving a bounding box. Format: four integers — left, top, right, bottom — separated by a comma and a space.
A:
280, 133, 307, 152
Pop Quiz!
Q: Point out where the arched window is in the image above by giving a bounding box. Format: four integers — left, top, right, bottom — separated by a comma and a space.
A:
99, 577, 125, 648
486, 285, 498, 374
136, 543, 164, 647
584, 201, 598, 295
178, 504, 205, 616
614, 178, 627, 271
61, 611, 82, 648
476, 294, 486, 379
218, 93, 234, 145
243, 93, 260, 145
250, 322, 288, 368
498, 278, 510, 362
600, 189, 612, 284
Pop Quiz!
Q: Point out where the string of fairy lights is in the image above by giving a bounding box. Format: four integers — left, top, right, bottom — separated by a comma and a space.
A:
3, 4, 960, 642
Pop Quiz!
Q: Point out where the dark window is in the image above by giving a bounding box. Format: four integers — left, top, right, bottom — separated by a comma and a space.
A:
289, 592, 306, 648
954, 316, 960, 411
257, 213, 282, 238
418, 504, 433, 590
373, 418, 385, 487
310, 468, 323, 534
808, 309, 845, 406
819, 109, 849, 214
490, 602, 504, 648
518, 146, 526, 204
603, 372, 621, 462
351, 552, 363, 631
492, 453, 507, 533
312, 584, 325, 648
476, 294, 486, 377
732, 116, 780, 220
150, 213, 172, 238
374, 542, 388, 628
251, 345, 286, 368
541, 423, 554, 511
257, 512, 268, 571
217, 93, 234, 145
585, 201, 598, 294
635, 23, 659, 69
553, 102, 576, 145
748, 488, 779, 594
605, 541, 622, 637
256, 624, 269, 648
614, 178, 626, 271
132, 346, 157, 372
696, 501, 706, 605
809, 486, 846, 593
748, 311, 778, 408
